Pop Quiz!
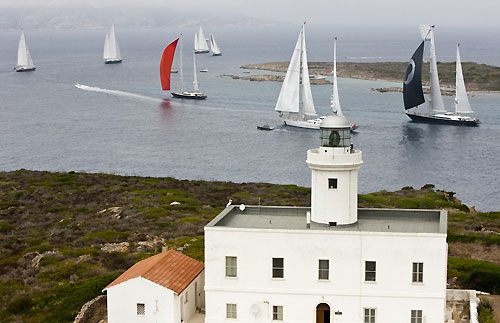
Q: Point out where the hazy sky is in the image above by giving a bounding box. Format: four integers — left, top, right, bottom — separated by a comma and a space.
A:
1, 0, 500, 28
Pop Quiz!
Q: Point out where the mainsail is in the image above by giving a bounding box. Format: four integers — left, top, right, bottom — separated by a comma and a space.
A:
403, 41, 425, 110
300, 25, 316, 117
275, 27, 302, 114
17, 31, 35, 69
331, 37, 342, 116
455, 43, 473, 114
209, 35, 222, 55
103, 23, 121, 61
275, 24, 316, 118
420, 25, 446, 114
160, 38, 179, 91
194, 26, 209, 52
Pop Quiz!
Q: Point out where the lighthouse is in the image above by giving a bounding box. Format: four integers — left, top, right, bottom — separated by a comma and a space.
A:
306, 114, 363, 225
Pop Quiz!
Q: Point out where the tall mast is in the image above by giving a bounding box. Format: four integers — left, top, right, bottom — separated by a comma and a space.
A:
193, 51, 199, 92
179, 34, 184, 92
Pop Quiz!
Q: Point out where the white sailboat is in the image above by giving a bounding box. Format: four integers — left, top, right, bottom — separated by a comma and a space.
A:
404, 25, 479, 126
275, 23, 321, 129
194, 25, 209, 54
209, 35, 222, 56
103, 22, 122, 64
16, 31, 36, 72
172, 35, 207, 99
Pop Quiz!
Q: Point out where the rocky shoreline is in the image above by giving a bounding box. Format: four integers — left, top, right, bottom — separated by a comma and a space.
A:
221, 74, 331, 85
241, 61, 500, 92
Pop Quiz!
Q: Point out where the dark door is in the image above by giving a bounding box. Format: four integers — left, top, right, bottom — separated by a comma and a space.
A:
316, 303, 330, 323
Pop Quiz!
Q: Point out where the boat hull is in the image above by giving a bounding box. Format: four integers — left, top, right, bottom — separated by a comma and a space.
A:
405, 112, 480, 126
172, 92, 207, 100
280, 116, 358, 131
104, 59, 122, 64
212, 53, 222, 56
194, 50, 209, 54
15, 66, 36, 72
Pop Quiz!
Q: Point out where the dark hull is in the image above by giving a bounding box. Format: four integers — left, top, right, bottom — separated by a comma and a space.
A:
104, 60, 122, 64
405, 112, 480, 126
212, 53, 222, 56
194, 50, 209, 54
171, 92, 207, 100
16, 67, 36, 72
257, 125, 274, 131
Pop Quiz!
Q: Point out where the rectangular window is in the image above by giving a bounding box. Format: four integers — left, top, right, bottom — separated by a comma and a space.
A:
226, 304, 237, 319
364, 308, 376, 323
226, 256, 237, 277
365, 261, 376, 282
272, 258, 284, 278
273, 305, 283, 320
411, 309, 423, 323
137, 303, 145, 316
412, 262, 423, 283
318, 259, 329, 280
328, 178, 338, 189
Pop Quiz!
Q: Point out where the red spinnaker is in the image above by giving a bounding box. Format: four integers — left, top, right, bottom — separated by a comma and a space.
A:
160, 38, 179, 91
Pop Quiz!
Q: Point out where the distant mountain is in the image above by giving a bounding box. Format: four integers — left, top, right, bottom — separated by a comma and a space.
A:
0, 6, 276, 31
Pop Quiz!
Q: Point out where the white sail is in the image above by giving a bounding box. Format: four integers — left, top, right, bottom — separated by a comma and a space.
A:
17, 31, 35, 68
274, 27, 302, 114
104, 23, 121, 60
300, 25, 316, 117
427, 28, 446, 114
193, 51, 199, 92
210, 35, 222, 55
195, 25, 209, 52
455, 44, 473, 114
331, 37, 342, 116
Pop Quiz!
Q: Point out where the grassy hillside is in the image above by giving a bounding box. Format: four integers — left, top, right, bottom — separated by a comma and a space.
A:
0, 171, 499, 322
241, 61, 500, 92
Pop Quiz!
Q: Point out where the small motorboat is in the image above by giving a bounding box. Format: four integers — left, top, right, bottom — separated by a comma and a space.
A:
257, 124, 275, 131
200, 69, 208, 73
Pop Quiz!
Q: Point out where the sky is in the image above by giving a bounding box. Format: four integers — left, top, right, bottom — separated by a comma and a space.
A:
1, 0, 500, 28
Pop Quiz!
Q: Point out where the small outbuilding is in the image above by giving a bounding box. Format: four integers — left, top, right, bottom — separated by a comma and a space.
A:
104, 249, 205, 323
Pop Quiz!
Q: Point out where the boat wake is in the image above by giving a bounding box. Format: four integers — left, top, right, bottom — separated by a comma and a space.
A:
74, 83, 161, 103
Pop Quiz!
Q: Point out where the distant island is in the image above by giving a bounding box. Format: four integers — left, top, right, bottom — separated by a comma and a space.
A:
241, 61, 500, 93
221, 74, 330, 85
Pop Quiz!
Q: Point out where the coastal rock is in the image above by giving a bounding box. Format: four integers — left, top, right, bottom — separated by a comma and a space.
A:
221, 74, 330, 85
101, 242, 129, 253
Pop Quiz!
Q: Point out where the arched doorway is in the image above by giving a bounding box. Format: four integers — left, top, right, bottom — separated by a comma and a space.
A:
316, 303, 330, 323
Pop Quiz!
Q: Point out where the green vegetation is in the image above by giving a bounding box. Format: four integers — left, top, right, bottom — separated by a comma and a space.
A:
478, 299, 495, 323
242, 61, 500, 91
0, 170, 499, 322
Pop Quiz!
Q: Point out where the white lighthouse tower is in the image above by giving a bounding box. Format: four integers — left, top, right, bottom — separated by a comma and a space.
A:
306, 114, 363, 225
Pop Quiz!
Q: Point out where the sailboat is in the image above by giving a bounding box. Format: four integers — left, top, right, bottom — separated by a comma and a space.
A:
194, 25, 209, 54
275, 23, 322, 129
15, 31, 36, 72
331, 37, 358, 131
171, 36, 207, 100
103, 22, 122, 64
403, 25, 479, 126
209, 35, 222, 56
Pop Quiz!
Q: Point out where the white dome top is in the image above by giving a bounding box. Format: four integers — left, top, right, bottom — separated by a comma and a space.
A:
320, 114, 350, 129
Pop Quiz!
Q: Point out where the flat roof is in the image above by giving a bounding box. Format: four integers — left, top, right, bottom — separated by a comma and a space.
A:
206, 206, 447, 234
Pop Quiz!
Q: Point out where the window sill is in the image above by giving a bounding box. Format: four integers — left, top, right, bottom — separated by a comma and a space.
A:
317, 279, 330, 282
225, 276, 238, 279
271, 278, 285, 281
411, 282, 424, 285
364, 281, 377, 284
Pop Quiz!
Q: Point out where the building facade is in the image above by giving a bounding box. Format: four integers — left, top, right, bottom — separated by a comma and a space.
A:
204, 114, 447, 323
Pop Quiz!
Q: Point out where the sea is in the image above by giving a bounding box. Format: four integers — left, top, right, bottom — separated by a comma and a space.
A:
0, 25, 499, 211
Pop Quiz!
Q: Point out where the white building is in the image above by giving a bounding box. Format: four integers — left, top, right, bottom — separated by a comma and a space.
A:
204, 114, 448, 322
104, 249, 205, 323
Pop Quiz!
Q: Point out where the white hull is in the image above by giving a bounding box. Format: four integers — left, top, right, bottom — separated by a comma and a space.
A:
280, 116, 324, 129
15, 66, 36, 72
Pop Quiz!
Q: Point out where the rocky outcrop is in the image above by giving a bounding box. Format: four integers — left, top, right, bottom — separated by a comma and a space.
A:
74, 295, 107, 323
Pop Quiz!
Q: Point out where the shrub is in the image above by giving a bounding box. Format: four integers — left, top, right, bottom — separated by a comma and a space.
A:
7, 295, 34, 314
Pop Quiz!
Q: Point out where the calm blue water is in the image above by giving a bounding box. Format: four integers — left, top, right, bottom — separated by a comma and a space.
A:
0, 26, 499, 211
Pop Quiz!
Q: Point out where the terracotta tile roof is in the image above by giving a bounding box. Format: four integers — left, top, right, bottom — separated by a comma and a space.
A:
104, 249, 204, 294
